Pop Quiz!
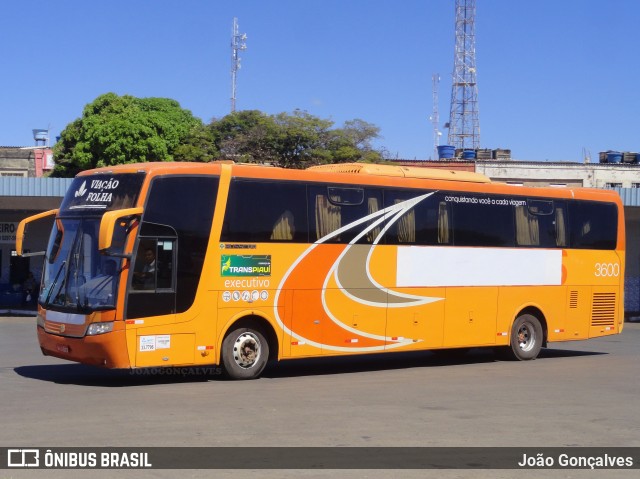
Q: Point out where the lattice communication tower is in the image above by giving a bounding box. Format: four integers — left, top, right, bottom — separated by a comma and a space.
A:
447, 0, 480, 149
231, 17, 247, 113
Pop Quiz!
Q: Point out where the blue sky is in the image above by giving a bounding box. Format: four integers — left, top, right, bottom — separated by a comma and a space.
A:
1, 0, 638, 161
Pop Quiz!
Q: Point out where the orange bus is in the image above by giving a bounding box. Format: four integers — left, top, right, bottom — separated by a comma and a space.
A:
17, 162, 625, 379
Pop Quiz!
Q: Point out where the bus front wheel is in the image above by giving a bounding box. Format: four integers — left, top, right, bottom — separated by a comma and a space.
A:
221, 326, 269, 380
505, 314, 543, 361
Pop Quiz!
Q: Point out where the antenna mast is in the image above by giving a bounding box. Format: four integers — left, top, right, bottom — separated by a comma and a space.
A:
230, 17, 247, 113
430, 74, 441, 159
447, 0, 480, 150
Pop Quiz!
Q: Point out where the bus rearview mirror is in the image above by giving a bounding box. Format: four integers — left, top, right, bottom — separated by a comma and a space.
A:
16, 209, 58, 256
98, 207, 143, 253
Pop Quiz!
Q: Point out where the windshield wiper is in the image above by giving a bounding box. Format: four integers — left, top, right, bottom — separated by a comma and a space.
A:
44, 260, 66, 308
77, 286, 92, 314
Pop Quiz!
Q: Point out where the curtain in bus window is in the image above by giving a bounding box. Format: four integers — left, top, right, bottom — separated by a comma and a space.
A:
438, 201, 450, 244
394, 199, 415, 243
270, 210, 295, 241
515, 205, 539, 246
555, 207, 567, 246
315, 195, 341, 240
366, 197, 381, 242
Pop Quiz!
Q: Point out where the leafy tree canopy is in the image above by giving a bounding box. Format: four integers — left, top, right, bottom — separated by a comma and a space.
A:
208, 109, 383, 168
52, 93, 384, 176
52, 93, 202, 177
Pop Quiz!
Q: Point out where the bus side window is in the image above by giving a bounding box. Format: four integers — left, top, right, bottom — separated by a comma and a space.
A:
133, 240, 157, 290
311, 186, 382, 244
451, 196, 515, 247
222, 179, 308, 243
383, 190, 448, 246
132, 239, 176, 291
569, 201, 617, 250
156, 240, 175, 290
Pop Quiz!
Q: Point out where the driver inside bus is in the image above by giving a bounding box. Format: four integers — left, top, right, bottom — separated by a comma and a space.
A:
133, 248, 156, 289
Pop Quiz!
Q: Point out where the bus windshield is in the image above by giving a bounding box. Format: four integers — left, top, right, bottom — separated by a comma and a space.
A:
41, 217, 124, 312
39, 172, 146, 312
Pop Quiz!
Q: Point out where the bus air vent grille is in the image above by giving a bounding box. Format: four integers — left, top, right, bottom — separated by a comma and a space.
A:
569, 291, 578, 309
44, 320, 86, 338
591, 292, 616, 326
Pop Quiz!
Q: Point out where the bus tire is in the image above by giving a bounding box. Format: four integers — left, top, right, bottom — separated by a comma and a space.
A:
221, 325, 269, 380
505, 314, 543, 361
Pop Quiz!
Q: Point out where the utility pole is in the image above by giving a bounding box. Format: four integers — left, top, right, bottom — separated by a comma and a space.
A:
447, 0, 480, 150
230, 17, 247, 113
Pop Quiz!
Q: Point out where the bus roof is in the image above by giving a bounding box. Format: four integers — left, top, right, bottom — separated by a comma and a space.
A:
307, 162, 491, 183
79, 161, 622, 205
83, 161, 491, 183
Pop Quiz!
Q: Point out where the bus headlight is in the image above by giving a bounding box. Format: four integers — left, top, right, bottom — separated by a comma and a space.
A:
86, 322, 114, 336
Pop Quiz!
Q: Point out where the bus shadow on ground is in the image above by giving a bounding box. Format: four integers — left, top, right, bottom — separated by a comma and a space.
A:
13, 363, 219, 387
13, 347, 605, 386
261, 347, 606, 379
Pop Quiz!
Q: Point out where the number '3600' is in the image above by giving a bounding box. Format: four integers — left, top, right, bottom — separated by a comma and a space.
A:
595, 263, 620, 277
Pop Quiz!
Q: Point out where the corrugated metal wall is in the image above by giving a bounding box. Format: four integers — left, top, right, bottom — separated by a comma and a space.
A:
0, 177, 73, 197
614, 187, 640, 206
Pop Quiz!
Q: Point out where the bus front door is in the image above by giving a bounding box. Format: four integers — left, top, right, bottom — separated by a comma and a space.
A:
126, 236, 177, 320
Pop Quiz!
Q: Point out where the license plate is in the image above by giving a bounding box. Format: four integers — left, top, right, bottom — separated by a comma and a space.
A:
56, 344, 70, 353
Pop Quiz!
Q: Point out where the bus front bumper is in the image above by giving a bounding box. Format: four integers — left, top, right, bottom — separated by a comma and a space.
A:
37, 326, 131, 369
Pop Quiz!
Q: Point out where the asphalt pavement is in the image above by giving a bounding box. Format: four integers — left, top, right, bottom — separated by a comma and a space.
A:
1, 315, 638, 479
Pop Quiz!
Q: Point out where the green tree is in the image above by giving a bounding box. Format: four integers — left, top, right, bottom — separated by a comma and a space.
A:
270, 110, 334, 168
52, 93, 202, 177
209, 109, 383, 168
325, 119, 382, 164
214, 110, 279, 164
172, 123, 219, 163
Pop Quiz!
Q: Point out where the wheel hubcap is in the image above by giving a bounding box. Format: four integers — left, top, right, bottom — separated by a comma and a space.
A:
517, 322, 536, 352
232, 332, 261, 369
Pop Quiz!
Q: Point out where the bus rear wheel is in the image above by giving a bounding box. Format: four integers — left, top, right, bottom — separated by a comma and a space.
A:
221, 326, 269, 380
504, 314, 543, 361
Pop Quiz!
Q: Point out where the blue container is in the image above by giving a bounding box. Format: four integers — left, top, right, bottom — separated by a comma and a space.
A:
462, 149, 476, 160
437, 145, 455, 159
606, 151, 622, 163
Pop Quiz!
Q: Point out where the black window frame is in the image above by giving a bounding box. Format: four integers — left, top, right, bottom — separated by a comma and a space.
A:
221, 178, 309, 243
219, 179, 619, 252
449, 193, 516, 247
308, 184, 383, 244
568, 200, 618, 250
126, 175, 219, 319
